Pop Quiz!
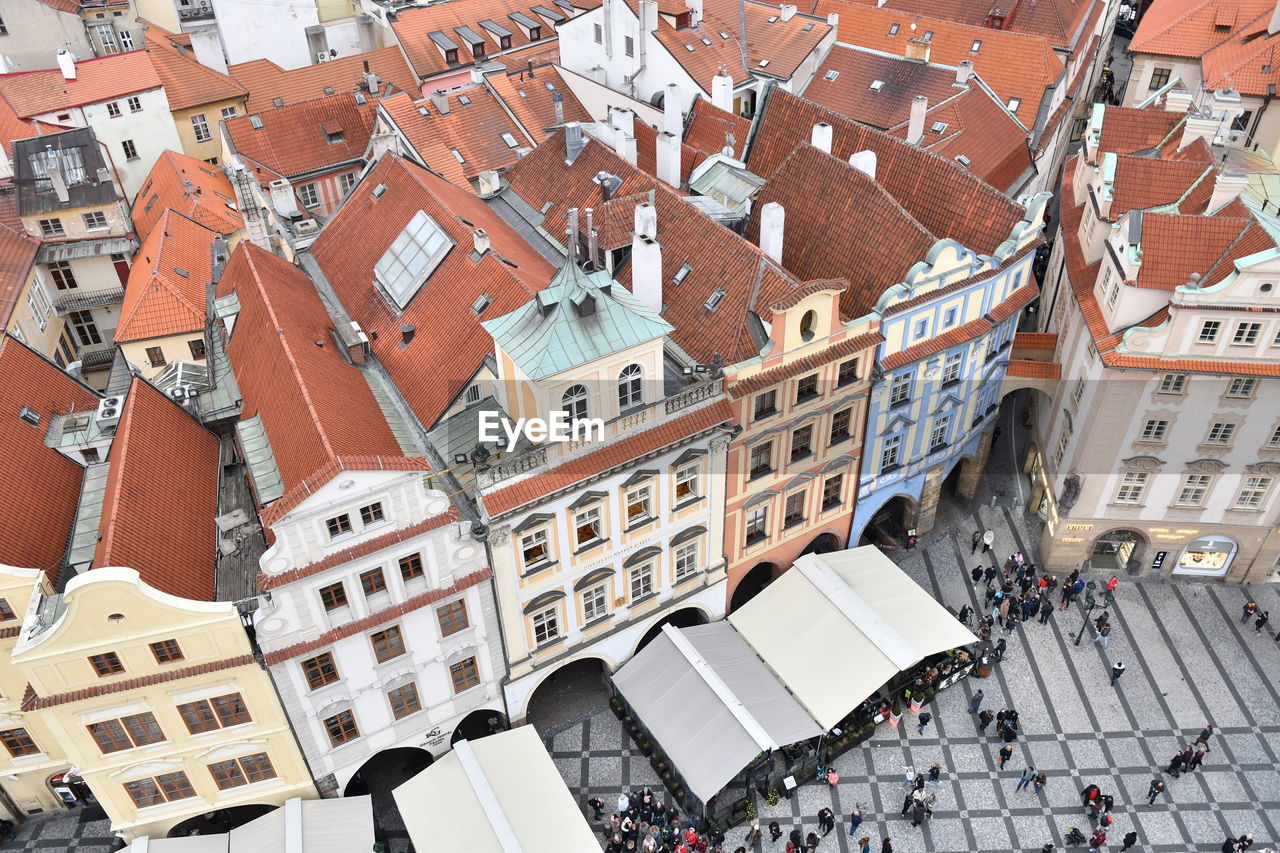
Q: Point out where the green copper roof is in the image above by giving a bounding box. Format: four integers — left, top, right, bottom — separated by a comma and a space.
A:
481, 261, 673, 379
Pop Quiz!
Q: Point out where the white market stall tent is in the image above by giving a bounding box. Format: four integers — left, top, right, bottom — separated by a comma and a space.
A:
393, 725, 599, 853
728, 547, 979, 729
611, 622, 822, 803
128, 796, 375, 853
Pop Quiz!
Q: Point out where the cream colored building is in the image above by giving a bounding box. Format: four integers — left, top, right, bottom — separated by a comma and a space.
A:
10, 568, 316, 841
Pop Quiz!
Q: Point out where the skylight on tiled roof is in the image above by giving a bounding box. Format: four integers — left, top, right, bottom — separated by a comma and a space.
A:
889, 23, 899, 35
685, 44, 695, 52
824, 69, 838, 81
450, 148, 465, 163
374, 210, 453, 310
971, 40, 982, 52
870, 80, 885, 91
501, 132, 519, 148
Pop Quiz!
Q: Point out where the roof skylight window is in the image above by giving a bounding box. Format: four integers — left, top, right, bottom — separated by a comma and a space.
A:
869, 80, 885, 91
501, 132, 519, 148
450, 148, 466, 162
375, 211, 455, 310
931, 121, 948, 133
824, 69, 838, 81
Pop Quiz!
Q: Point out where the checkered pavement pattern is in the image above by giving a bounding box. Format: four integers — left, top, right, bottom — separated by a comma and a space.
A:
0, 806, 116, 853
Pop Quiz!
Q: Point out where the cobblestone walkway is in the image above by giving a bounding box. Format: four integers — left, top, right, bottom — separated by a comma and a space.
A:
0, 805, 116, 853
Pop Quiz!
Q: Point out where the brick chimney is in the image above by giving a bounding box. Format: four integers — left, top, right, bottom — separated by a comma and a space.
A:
904, 37, 930, 62
907, 95, 928, 145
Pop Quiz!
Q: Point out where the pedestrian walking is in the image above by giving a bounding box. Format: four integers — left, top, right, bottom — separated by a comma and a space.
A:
1241, 601, 1258, 624
985, 565, 998, 585
1081, 783, 1100, 807
857, 838, 870, 853
589, 796, 605, 820
806, 830, 820, 850
901, 766, 915, 788
913, 773, 925, 792
1095, 611, 1109, 633
1089, 829, 1107, 852
971, 566, 984, 587
1102, 794, 1114, 814
1167, 750, 1186, 777
1222, 839, 1240, 853
1120, 830, 1139, 851
1092, 623, 1112, 648
972, 530, 982, 554
1040, 598, 1054, 624
847, 807, 864, 837
770, 822, 783, 842
982, 528, 995, 553
910, 801, 927, 828
1146, 778, 1166, 806
1088, 800, 1103, 824
1004, 615, 1019, 635
977, 709, 995, 732
1196, 724, 1215, 745
958, 604, 973, 625
968, 690, 985, 713
1189, 745, 1208, 771
881, 838, 893, 853
995, 638, 1007, 661
997, 744, 1014, 768
1021, 598, 1037, 621
928, 763, 941, 782
1239, 833, 1255, 850
1255, 610, 1269, 634
1033, 772, 1047, 794
1042, 845, 1055, 853
1106, 575, 1119, 593
817, 808, 835, 835
1110, 661, 1126, 686
1015, 765, 1036, 792
900, 793, 914, 818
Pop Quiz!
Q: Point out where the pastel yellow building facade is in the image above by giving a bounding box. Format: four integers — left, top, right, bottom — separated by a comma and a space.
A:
10, 567, 316, 841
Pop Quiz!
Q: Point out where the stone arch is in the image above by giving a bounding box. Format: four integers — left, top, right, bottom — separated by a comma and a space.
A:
729, 561, 778, 613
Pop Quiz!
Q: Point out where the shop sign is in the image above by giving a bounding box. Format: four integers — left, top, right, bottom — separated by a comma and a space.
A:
1151, 550, 1168, 571
1064, 523, 1094, 531
423, 726, 447, 748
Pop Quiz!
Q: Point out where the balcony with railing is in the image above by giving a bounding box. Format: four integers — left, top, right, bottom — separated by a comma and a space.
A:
176, 0, 216, 22
77, 342, 116, 369
53, 285, 123, 315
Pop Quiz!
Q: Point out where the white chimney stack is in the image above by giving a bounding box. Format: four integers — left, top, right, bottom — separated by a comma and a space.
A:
827, 11, 839, 26
907, 95, 927, 145
759, 201, 784, 263
811, 122, 833, 153
711, 74, 733, 112
473, 228, 490, 254
685, 0, 703, 26
477, 170, 502, 196
618, 134, 638, 165
269, 178, 301, 217
611, 107, 636, 139
631, 202, 663, 315
430, 90, 451, 115
664, 83, 682, 135
780, 4, 797, 20
848, 150, 877, 179
55, 50, 76, 81
657, 131, 681, 187
1207, 170, 1250, 214
956, 60, 974, 85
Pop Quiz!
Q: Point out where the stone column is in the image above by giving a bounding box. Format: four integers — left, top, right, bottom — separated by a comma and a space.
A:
915, 464, 943, 533
956, 426, 997, 501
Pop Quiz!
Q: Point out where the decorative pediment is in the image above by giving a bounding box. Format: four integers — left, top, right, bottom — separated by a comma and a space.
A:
1120, 455, 1164, 472
622, 469, 659, 487
573, 567, 616, 591
1186, 458, 1226, 474
782, 472, 818, 490
931, 393, 963, 415
884, 413, 915, 434
1245, 461, 1280, 476
743, 489, 779, 510
568, 490, 607, 510
623, 545, 663, 568
522, 588, 566, 614
672, 448, 708, 467
513, 513, 554, 533
824, 454, 856, 473
670, 525, 707, 547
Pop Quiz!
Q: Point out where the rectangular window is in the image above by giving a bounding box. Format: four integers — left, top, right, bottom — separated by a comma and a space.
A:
582, 584, 609, 622
156, 772, 195, 801
629, 563, 653, 600
0, 598, 13, 621
674, 464, 699, 501
301, 652, 340, 690
298, 183, 320, 208
326, 514, 352, 538
399, 552, 424, 581
790, 425, 812, 462
1148, 66, 1171, 90
388, 683, 421, 719
88, 719, 133, 753
532, 608, 559, 645
1227, 377, 1258, 398
822, 473, 843, 509
574, 507, 601, 547
837, 358, 859, 387
149, 639, 183, 664
82, 211, 108, 230
624, 35, 634, 56
1071, 377, 1086, 405
754, 390, 777, 419
625, 485, 652, 524
783, 490, 806, 527
120, 30, 134, 49
830, 408, 852, 444
359, 502, 384, 525
340, 171, 358, 195
144, 345, 166, 367
239, 752, 275, 783
437, 599, 468, 636
942, 352, 963, 384
187, 338, 206, 359
1236, 476, 1273, 509
672, 542, 697, 581
191, 113, 211, 141
319, 582, 348, 611
881, 434, 902, 471
121, 713, 164, 746
48, 259, 77, 289
1198, 320, 1221, 343
208, 759, 247, 790
177, 700, 220, 734
1205, 422, 1237, 445
1114, 471, 1149, 504
749, 441, 772, 477
1268, 424, 1280, 448
594, 22, 603, 42
450, 656, 480, 693
221, 106, 238, 119
795, 373, 818, 403
210, 693, 251, 727
745, 507, 767, 545
0, 17, 6, 36
1139, 419, 1168, 442
1233, 322, 1262, 345
1159, 373, 1187, 394
323, 710, 359, 746
122, 139, 138, 160
370, 626, 405, 663
0, 728, 39, 757
359, 568, 387, 596
38, 218, 64, 237
521, 529, 548, 567
1176, 474, 1212, 507
124, 779, 165, 808
127, 96, 142, 112
912, 318, 928, 340
929, 416, 951, 451
889, 372, 912, 406
89, 652, 125, 677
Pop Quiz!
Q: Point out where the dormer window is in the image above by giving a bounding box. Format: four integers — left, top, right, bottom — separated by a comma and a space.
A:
473, 42, 486, 59
675, 12, 691, 28
445, 48, 459, 64
500, 35, 511, 49
375, 211, 455, 310
530, 25, 541, 39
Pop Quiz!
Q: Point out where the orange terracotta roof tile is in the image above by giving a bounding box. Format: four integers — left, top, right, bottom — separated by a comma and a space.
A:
229, 46, 417, 114
379, 89, 529, 188
0, 222, 39, 330
0, 336, 98, 569
1201, 10, 1280, 95
1135, 214, 1253, 290
727, 329, 883, 397
0, 97, 35, 159
115, 210, 215, 342
22, 655, 257, 710
810, 0, 1062, 121
1012, 331, 1057, 349
131, 151, 244, 241
632, 119, 698, 184
0, 51, 163, 117
92, 379, 219, 601
1109, 156, 1211, 218
218, 243, 413, 512
263, 568, 490, 661
487, 64, 591, 141
224, 93, 374, 179
1005, 358, 1060, 379
1096, 106, 1184, 155
483, 400, 732, 515
143, 21, 247, 111
1130, 0, 1268, 58
988, 282, 1038, 322
391, 0, 573, 80
684, 97, 752, 160
881, 314, 993, 369
311, 155, 553, 428
804, 44, 963, 129
262, 455, 431, 527
1201, 219, 1276, 286
872, 0, 1100, 47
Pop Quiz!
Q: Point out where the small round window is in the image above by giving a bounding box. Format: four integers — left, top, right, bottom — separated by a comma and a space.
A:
1262, 282, 1274, 293
799, 310, 816, 342
107, 613, 126, 624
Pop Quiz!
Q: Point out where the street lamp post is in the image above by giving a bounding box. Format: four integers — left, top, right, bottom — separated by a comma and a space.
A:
1073, 582, 1116, 646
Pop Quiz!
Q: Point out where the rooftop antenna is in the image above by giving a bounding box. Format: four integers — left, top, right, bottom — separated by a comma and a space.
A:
739, 0, 747, 75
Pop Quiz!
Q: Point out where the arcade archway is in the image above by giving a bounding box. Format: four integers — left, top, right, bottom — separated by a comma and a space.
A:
451, 709, 509, 745
167, 803, 277, 837
634, 606, 710, 654
526, 657, 611, 732
800, 532, 842, 555
729, 561, 777, 613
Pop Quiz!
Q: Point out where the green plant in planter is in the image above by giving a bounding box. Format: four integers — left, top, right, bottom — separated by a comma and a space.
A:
891, 703, 902, 716
744, 800, 757, 820
766, 787, 780, 806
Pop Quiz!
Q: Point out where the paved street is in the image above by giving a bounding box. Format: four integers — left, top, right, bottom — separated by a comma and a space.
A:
541, 414, 1280, 852
0, 805, 116, 853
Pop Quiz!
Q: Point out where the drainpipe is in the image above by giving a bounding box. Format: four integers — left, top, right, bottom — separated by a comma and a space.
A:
1248, 84, 1274, 147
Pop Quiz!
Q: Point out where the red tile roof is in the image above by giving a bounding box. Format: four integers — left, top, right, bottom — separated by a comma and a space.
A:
1012, 331, 1057, 349
810, 0, 1062, 122
311, 154, 552, 428
0, 336, 98, 570
263, 568, 491, 661
1096, 106, 1184, 155
0, 98, 36, 160
1135, 214, 1253, 290
484, 400, 733, 514
229, 47, 418, 114
92, 379, 219, 601
224, 93, 374, 179
683, 97, 752, 160
115, 210, 214, 343
391, 0, 574, 80
131, 151, 244, 241
869, 0, 1101, 48
803, 44, 963, 129
632, 118, 699, 185
748, 89, 1025, 261
1201, 10, 1280, 95
727, 329, 883, 397
1130, 0, 1269, 59
379, 89, 529, 189
22, 655, 257, 710
486, 64, 592, 141
1005, 358, 1060, 379
263, 455, 430, 528
0, 223, 39, 330
218, 243, 415, 517
1108, 154, 1211, 217
0, 51, 163, 117
143, 21, 247, 111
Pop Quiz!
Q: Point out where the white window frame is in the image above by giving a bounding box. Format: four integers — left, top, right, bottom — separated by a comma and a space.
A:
1232, 322, 1262, 345
881, 434, 902, 471
1139, 419, 1168, 443
744, 507, 767, 544
520, 528, 549, 569
190, 113, 211, 142
624, 485, 652, 525
582, 585, 608, 622
1159, 373, 1187, 394
929, 416, 950, 451
1198, 320, 1221, 343
1226, 377, 1257, 398
1176, 474, 1212, 507
942, 352, 962, 384
888, 372, 912, 406
629, 562, 653, 600
1205, 422, 1237, 446
531, 607, 559, 645
574, 506, 601, 548
673, 542, 698, 580
674, 464, 699, 502
618, 363, 643, 409
1114, 471, 1149, 505
1235, 477, 1273, 509
297, 182, 320, 209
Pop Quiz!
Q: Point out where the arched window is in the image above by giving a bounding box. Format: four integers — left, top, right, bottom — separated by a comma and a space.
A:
799, 310, 816, 341
561, 384, 589, 422
618, 364, 643, 409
